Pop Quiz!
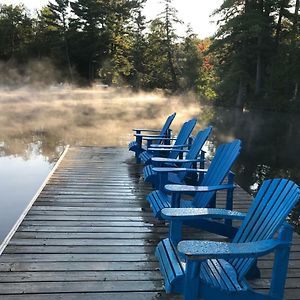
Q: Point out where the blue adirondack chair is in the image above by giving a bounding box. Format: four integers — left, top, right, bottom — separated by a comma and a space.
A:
139, 118, 197, 165
129, 112, 176, 163
155, 178, 300, 300
143, 126, 212, 189
146, 140, 241, 223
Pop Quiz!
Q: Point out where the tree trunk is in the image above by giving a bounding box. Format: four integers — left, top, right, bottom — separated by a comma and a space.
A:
275, 0, 288, 46
236, 77, 247, 108
293, 0, 299, 31
291, 0, 299, 100
293, 82, 299, 101
255, 36, 263, 96
64, 37, 73, 83
165, 5, 177, 91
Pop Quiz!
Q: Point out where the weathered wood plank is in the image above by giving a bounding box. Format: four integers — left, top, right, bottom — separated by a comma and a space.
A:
3, 245, 156, 254
17, 226, 168, 233
0, 292, 176, 300
0, 280, 163, 294
0, 253, 157, 262
0, 270, 161, 282
0, 261, 159, 272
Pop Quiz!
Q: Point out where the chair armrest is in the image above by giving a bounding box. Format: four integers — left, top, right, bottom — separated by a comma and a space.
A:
149, 149, 190, 153
161, 208, 246, 221
150, 144, 189, 149
133, 128, 161, 132
149, 144, 188, 149
178, 239, 290, 260
144, 137, 176, 141
152, 167, 208, 173
134, 133, 165, 138
164, 183, 235, 193
152, 157, 204, 164
148, 147, 189, 152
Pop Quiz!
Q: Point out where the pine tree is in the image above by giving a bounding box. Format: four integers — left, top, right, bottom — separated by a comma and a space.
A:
0, 4, 33, 61
43, 0, 73, 81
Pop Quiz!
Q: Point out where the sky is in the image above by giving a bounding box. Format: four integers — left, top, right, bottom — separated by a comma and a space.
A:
0, 0, 223, 38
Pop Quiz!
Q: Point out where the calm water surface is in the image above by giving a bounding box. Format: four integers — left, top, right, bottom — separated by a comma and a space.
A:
1, 102, 300, 246
0, 143, 63, 244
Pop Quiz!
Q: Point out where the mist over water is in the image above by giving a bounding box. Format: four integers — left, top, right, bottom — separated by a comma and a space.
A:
0, 85, 208, 153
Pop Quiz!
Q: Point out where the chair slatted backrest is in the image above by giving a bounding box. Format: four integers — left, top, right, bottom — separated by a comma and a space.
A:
154, 112, 176, 145
230, 179, 300, 279
177, 126, 212, 180
168, 119, 197, 159
193, 140, 242, 208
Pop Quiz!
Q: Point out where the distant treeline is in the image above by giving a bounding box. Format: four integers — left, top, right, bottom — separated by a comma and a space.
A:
0, 0, 299, 111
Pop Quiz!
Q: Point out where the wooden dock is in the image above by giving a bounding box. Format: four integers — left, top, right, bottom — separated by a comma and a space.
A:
0, 147, 299, 299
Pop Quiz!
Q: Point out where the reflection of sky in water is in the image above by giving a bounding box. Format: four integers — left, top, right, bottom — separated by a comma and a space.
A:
0, 150, 53, 244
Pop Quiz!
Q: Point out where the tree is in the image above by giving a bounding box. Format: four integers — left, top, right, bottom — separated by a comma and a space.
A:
210, 0, 297, 109
0, 4, 33, 61
157, 0, 182, 91
178, 26, 203, 91
45, 0, 73, 81
143, 18, 173, 89
99, 0, 146, 85
69, 0, 110, 81
130, 9, 148, 89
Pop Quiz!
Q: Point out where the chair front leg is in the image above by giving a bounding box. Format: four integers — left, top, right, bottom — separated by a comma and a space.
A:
269, 223, 293, 299
157, 172, 168, 191
135, 132, 142, 163
184, 260, 201, 300
169, 220, 182, 246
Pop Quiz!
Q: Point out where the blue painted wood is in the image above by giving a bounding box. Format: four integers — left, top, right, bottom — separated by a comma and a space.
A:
164, 183, 235, 193
143, 127, 212, 187
161, 208, 246, 221
129, 112, 176, 163
146, 140, 241, 219
178, 239, 289, 259
139, 118, 197, 165
154, 179, 300, 300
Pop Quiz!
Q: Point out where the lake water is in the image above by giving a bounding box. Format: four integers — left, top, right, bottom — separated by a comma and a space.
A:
0, 87, 299, 245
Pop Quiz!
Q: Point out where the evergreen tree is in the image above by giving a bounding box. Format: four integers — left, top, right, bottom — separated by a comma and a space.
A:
45, 0, 73, 81
157, 0, 182, 91
0, 4, 33, 61
210, 0, 300, 109
178, 26, 203, 91
130, 9, 147, 89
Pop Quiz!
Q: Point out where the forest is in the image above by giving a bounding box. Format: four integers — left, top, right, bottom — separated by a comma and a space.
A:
0, 0, 299, 111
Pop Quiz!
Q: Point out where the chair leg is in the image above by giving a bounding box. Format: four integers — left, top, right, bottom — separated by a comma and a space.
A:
269, 223, 293, 299
184, 260, 201, 300
135, 135, 142, 163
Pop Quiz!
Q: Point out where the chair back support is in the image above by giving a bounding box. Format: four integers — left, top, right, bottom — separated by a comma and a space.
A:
156, 112, 176, 144
230, 179, 300, 278
194, 139, 242, 207
178, 126, 212, 180
168, 119, 197, 159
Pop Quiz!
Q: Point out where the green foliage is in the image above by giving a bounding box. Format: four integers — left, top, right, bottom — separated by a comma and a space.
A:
0, 0, 298, 113
0, 4, 33, 61
210, 0, 300, 110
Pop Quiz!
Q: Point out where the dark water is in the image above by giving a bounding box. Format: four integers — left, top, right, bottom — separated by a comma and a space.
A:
1, 105, 300, 246
205, 107, 300, 195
